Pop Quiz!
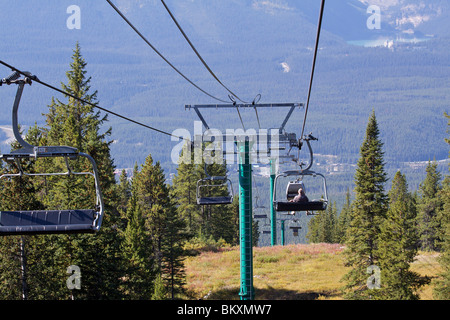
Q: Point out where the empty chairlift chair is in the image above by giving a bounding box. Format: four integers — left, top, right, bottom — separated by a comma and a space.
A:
0, 72, 104, 235
196, 164, 234, 206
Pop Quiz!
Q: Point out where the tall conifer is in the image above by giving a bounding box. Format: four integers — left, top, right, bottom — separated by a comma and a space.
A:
433, 112, 450, 299
342, 111, 388, 299
132, 154, 188, 299
377, 171, 429, 299
37, 42, 122, 299
121, 163, 155, 299
336, 188, 352, 244
417, 161, 443, 251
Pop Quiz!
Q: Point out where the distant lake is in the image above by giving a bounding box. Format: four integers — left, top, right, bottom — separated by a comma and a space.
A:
347, 36, 432, 48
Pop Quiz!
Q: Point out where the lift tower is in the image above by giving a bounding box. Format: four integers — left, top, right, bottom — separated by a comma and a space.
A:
187, 102, 302, 300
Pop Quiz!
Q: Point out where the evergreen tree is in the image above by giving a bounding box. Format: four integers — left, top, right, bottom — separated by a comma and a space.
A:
342, 111, 388, 299
34, 42, 122, 299
417, 161, 443, 251
307, 202, 338, 244
130, 154, 188, 299
135, 155, 170, 269
121, 163, 155, 299
336, 188, 352, 244
172, 143, 202, 236
434, 174, 450, 299
434, 112, 450, 299
159, 192, 188, 299
117, 169, 131, 213
377, 171, 429, 299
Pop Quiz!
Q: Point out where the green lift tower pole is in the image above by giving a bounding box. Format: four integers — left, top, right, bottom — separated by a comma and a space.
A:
270, 159, 277, 246
238, 139, 254, 300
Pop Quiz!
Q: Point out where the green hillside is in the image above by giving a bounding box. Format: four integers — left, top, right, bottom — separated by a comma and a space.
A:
183, 243, 441, 300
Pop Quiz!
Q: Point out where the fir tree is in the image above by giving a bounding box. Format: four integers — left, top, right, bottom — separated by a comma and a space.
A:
159, 193, 188, 299
434, 174, 450, 299
172, 142, 202, 235
336, 188, 352, 244
121, 163, 155, 299
131, 154, 188, 298
36, 42, 122, 299
172, 142, 238, 244
433, 112, 450, 299
417, 161, 443, 251
307, 202, 338, 244
377, 171, 429, 299
342, 111, 388, 299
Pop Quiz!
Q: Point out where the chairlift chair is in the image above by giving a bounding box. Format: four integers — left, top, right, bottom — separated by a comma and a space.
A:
196, 164, 233, 206
273, 132, 328, 213
273, 169, 328, 213
287, 219, 302, 237
0, 72, 104, 235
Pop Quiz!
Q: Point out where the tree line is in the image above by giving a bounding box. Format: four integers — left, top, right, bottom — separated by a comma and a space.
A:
307, 111, 449, 300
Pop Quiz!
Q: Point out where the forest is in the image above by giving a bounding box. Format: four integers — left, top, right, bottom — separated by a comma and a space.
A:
0, 43, 448, 301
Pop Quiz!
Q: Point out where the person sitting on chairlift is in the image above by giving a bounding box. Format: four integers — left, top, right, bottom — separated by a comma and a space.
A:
290, 187, 309, 203
288, 187, 309, 215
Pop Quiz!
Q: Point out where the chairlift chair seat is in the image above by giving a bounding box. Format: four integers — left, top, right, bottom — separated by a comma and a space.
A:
0, 209, 98, 235
197, 196, 233, 206
253, 214, 268, 219
274, 200, 327, 212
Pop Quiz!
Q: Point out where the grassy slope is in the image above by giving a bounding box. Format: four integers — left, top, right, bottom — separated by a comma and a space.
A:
184, 243, 441, 300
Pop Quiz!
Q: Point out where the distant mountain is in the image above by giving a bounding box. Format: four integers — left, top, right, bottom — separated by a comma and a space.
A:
0, 0, 449, 177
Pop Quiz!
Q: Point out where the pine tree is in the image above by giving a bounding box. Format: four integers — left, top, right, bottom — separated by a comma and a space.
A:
433, 112, 450, 299
159, 192, 188, 299
307, 202, 338, 244
135, 155, 170, 270
172, 142, 202, 236
377, 171, 429, 299
342, 111, 388, 299
336, 188, 352, 244
417, 161, 443, 251
130, 154, 188, 299
434, 174, 450, 299
34, 42, 123, 299
121, 163, 155, 299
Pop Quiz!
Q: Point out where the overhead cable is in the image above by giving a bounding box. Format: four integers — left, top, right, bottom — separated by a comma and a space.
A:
105, 0, 229, 103
301, 0, 325, 140
160, 0, 249, 104
0, 60, 189, 142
